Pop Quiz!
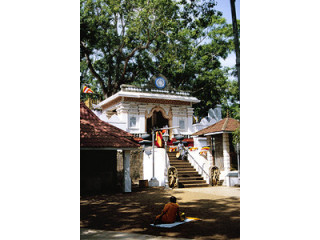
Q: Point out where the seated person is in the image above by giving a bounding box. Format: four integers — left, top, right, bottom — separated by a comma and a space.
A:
154, 196, 184, 224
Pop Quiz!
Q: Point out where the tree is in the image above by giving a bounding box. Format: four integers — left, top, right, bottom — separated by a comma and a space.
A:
80, 0, 238, 118
230, 0, 240, 90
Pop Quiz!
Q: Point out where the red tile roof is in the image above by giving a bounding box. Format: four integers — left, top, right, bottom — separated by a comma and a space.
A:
192, 118, 240, 136
80, 102, 140, 148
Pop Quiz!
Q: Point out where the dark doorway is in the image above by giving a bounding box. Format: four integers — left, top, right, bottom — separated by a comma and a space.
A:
80, 150, 117, 194
146, 110, 168, 134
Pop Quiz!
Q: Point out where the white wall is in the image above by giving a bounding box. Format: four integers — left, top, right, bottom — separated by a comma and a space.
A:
193, 136, 208, 149
142, 148, 167, 186
188, 150, 211, 184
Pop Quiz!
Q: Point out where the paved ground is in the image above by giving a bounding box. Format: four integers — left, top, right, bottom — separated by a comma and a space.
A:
80, 186, 240, 240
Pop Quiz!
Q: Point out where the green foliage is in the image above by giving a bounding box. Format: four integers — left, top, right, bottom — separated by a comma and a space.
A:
80, 0, 239, 119
232, 127, 240, 146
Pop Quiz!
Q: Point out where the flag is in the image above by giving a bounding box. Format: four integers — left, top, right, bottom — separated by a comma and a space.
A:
83, 86, 94, 93
201, 146, 210, 151
155, 131, 163, 148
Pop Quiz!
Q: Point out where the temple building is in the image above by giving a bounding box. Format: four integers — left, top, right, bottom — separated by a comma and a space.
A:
85, 75, 240, 188
96, 76, 200, 138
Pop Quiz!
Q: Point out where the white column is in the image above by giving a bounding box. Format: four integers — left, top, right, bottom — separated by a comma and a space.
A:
207, 136, 214, 167
123, 150, 131, 192
171, 107, 180, 134
117, 103, 130, 131
223, 133, 231, 172
138, 105, 147, 134
187, 107, 194, 134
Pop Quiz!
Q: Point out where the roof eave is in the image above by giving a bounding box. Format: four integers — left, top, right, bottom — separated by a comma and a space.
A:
98, 90, 201, 108
204, 131, 233, 136
80, 147, 140, 151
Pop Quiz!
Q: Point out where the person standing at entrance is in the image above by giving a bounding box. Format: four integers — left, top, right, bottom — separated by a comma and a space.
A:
177, 142, 187, 160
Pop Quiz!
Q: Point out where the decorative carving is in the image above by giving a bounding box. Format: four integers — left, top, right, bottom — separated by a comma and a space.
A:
168, 167, 178, 188
145, 106, 172, 120
210, 166, 220, 186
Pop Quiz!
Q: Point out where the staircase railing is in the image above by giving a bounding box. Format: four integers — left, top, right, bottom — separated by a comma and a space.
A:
185, 148, 209, 180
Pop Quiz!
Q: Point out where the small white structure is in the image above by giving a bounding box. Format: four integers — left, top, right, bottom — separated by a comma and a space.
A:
192, 117, 240, 187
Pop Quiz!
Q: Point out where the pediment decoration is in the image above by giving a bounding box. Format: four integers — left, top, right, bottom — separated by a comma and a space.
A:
146, 106, 172, 120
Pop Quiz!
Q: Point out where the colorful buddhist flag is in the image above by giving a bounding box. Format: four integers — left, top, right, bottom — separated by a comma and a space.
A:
83, 86, 94, 93
155, 131, 163, 148
201, 146, 210, 151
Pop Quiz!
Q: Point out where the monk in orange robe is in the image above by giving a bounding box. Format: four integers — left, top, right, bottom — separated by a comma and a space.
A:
154, 196, 182, 224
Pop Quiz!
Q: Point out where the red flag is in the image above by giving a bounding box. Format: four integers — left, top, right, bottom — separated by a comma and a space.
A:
155, 131, 163, 148
83, 86, 94, 93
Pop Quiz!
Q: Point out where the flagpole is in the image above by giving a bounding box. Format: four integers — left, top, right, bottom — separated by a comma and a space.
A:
152, 128, 155, 178
149, 127, 159, 187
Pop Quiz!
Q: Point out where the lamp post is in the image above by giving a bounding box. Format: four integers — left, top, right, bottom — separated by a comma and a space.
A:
162, 131, 170, 189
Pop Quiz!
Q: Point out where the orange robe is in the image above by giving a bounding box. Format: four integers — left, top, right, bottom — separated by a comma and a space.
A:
156, 202, 180, 223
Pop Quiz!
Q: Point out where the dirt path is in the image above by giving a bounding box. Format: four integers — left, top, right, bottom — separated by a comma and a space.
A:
80, 186, 240, 240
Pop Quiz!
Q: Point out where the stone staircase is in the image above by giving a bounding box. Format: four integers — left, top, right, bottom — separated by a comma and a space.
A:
167, 152, 210, 188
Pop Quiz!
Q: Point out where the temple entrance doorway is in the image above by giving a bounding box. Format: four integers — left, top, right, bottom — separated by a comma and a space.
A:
146, 110, 169, 134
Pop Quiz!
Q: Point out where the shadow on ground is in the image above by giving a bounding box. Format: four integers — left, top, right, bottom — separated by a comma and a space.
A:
81, 187, 240, 240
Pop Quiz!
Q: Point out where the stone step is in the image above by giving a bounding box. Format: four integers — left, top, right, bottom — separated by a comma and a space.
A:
179, 183, 210, 188
178, 173, 201, 178
174, 168, 195, 171
178, 176, 204, 181
177, 170, 200, 174
170, 164, 196, 168
167, 152, 210, 188
170, 164, 193, 167
178, 179, 207, 184
169, 161, 191, 164
169, 160, 191, 164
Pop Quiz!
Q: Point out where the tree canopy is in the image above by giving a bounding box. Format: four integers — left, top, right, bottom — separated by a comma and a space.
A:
80, 0, 239, 119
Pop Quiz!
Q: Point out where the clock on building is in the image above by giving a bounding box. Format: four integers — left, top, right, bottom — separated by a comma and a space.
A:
155, 77, 166, 89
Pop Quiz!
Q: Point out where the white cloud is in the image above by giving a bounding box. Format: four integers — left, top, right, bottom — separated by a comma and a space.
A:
220, 52, 236, 68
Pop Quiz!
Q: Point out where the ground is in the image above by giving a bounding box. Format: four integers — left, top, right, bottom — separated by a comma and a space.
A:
80, 186, 240, 240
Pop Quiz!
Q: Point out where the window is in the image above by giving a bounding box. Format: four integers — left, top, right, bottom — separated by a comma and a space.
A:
130, 116, 137, 128
179, 120, 185, 130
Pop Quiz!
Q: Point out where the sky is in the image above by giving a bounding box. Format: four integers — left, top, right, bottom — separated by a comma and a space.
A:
214, 0, 240, 24
214, 0, 240, 70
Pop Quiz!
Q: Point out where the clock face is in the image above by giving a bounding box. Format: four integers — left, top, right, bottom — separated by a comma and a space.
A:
155, 77, 166, 89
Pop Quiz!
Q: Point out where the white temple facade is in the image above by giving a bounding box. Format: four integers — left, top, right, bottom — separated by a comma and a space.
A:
97, 84, 200, 138
91, 77, 239, 188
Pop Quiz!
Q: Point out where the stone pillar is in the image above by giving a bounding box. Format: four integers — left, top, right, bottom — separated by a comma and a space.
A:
123, 150, 131, 192
222, 133, 231, 172
138, 105, 147, 134
207, 136, 214, 167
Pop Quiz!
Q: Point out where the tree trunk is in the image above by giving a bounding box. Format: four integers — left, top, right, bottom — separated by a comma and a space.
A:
230, 0, 240, 92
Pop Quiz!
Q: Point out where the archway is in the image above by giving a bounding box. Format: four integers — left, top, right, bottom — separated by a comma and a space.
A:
146, 110, 168, 134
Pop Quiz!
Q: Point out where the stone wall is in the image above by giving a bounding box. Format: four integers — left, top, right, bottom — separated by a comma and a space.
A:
214, 134, 224, 171
130, 149, 144, 184
116, 149, 143, 186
